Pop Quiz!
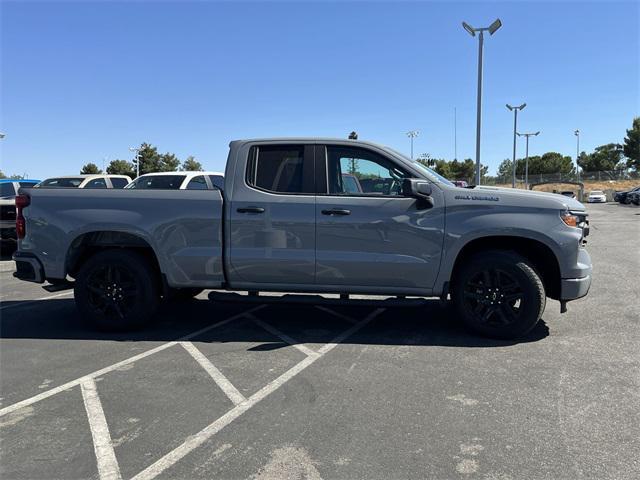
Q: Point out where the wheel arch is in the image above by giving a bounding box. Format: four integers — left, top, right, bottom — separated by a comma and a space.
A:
65, 230, 163, 281
448, 235, 562, 300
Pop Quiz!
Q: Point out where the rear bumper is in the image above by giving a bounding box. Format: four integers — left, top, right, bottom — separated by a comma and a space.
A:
12, 252, 45, 283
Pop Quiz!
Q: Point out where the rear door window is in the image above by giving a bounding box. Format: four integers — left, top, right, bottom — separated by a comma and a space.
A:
208, 175, 224, 190
109, 178, 128, 189
128, 175, 186, 189
0, 183, 15, 197
246, 145, 313, 194
85, 178, 108, 189
186, 176, 208, 190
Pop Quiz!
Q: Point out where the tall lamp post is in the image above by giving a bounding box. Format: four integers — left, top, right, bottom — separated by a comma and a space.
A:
462, 18, 502, 185
129, 147, 141, 178
406, 130, 419, 160
516, 131, 540, 189
506, 103, 526, 187
574, 129, 580, 182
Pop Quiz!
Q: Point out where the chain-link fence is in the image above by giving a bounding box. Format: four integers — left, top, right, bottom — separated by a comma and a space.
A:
475, 170, 640, 187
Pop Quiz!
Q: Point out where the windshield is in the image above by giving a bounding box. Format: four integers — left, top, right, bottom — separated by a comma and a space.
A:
384, 147, 455, 187
38, 177, 84, 188
126, 175, 186, 189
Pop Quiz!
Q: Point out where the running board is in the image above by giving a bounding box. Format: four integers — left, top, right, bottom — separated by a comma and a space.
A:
208, 291, 428, 308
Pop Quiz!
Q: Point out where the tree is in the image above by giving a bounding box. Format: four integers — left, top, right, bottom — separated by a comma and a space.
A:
417, 155, 487, 182
181, 156, 203, 171
0, 170, 6, 179
578, 143, 625, 172
106, 159, 136, 178
623, 117, 640, 171
159, 152, 180, 172
136, 143, 162, 176
80, 163, 102, 174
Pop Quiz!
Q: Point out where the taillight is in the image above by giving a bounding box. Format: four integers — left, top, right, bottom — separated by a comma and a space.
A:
15, 194, 30, 239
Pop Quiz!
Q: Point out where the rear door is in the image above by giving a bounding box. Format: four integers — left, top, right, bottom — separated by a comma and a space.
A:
315, 144, 445, 291
228, 143, 316, 286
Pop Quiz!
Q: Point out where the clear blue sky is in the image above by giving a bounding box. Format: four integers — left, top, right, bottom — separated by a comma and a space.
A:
1, 1, 638, 178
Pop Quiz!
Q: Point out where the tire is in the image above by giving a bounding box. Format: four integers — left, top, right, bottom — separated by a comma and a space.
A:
452, 250, 546, 339
166, 287, 204, 301
624, 197, 631, 205
74, 249, 160, 331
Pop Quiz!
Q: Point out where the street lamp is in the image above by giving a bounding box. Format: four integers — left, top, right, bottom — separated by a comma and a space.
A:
516, 131, 540, 189
462, 18, 502, 185
129, 147, 141, 178
506, 103, 526, 187
406, 130, 419, 160
574, 129, 580, 182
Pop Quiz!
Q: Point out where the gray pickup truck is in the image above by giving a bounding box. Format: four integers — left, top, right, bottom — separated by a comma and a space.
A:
13, 138, 592, 338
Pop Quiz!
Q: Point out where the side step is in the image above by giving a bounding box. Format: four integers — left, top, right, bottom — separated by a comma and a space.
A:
208, 291, 428, 308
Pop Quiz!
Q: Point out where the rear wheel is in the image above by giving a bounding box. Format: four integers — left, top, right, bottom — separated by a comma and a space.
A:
452, 251, 546, 339
75, 249, 159, 331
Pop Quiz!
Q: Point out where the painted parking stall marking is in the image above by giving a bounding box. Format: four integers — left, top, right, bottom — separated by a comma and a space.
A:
0, 301, 383, 480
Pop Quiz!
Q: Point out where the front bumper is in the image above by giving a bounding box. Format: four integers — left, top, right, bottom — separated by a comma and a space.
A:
560, 248, 592, 300
12, 251, 45, 283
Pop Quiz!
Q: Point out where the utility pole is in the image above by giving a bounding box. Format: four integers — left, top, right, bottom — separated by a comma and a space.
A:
406, 130, 419, 160
516, 131, 540, 189
129, 147, 141, 178
506, 103, 526, 188
574, 129, 580, 182
462, 18, 502, 185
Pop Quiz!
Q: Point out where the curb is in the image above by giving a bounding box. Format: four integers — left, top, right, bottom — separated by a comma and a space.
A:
0, 262, 15, 273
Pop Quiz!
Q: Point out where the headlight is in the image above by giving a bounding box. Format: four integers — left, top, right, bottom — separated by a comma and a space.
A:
561, 212, 579, 227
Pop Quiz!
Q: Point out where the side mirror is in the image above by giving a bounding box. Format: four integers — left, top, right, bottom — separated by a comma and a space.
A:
402, 178, 434, 209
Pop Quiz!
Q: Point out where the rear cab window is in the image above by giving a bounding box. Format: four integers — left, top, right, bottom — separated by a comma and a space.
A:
246, 145, 314, 194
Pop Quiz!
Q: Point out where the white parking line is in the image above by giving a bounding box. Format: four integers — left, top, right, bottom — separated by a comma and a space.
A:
81, 378, 122, 480
131, 308, 385, 480
181, 342, 246, 406
0, 305, 264, 418
0, 290, 74, 311
249, 314, 318, 357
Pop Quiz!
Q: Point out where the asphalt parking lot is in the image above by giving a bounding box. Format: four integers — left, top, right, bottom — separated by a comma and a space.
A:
1, 203, 638, 480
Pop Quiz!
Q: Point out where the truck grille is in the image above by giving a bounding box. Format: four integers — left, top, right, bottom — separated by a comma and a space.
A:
0, 205, 16, 221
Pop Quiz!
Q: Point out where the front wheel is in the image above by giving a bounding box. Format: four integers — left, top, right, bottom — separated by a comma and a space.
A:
452, 251, 546, 339
75, 249, 160, 331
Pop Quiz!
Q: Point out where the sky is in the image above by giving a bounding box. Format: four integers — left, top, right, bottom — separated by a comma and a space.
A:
1, 0, 638, 178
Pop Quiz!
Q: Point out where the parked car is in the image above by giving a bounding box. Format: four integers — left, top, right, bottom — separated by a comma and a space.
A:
614, 186, 640, 204
453, 180, 469, 188
13, 138, 592, 339
0, 179, 40, 241
628, 190, 640, 206
36, 174, 132, 189
587, 190, 607, 203
125, 171, 224, 190
560, 191, 577, 199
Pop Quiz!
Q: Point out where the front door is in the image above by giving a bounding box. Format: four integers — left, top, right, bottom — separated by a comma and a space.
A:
228, 143, 316, 286
315, 144, 445, 291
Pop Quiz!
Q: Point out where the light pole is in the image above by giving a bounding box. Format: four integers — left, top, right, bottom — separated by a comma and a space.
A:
406, 130, 419, 160
129, 147, 141, 178
574, 129, 580, 182
0, 132, 5, 139
506, 103, 526, 187
462, 18, 502, 185
516, 131, 540, 189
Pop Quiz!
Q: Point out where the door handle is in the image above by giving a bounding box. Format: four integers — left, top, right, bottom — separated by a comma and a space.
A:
321, 209, 351, 216
237, 207, 265, 214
